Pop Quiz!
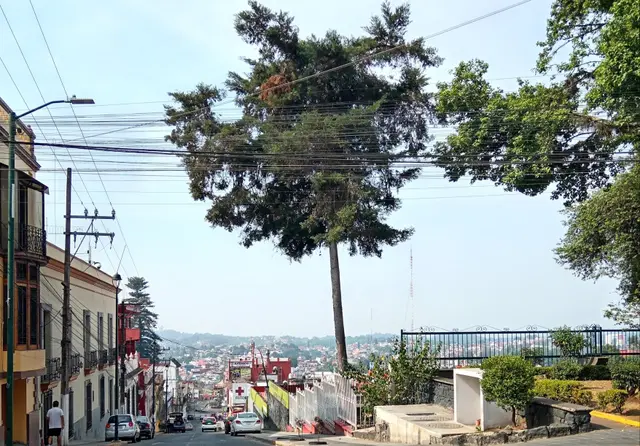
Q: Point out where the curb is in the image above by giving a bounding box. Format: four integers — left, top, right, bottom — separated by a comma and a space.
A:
590, 410, 640, 428
247, 435, 277, 445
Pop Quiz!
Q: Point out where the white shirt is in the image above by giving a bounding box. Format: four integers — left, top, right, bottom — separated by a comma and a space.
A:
47, 407, 64, 429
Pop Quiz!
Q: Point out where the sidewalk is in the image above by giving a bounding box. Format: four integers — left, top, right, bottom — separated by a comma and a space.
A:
247, 424, 640, 446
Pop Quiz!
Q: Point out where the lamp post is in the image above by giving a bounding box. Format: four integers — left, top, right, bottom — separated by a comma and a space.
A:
5, 96, 94, 446
112, 272, 122, 441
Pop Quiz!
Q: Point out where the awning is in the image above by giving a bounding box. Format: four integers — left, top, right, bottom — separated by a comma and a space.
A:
18, 171, 49, 194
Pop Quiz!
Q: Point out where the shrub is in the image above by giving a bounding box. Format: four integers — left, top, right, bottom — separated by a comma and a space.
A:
579, 365, 611, 381
550, 360, 582, 380
534, 379, 593, 405
535, 366, 553, 378
608, 356, 640, 395
596, 389, 628, 413
481, 356, 536, 426
550, 326, 587, 357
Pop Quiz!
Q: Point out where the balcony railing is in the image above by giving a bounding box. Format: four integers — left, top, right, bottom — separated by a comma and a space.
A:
17, 223, 46, 257
71, 353, 83, 376
85, 350, 98, 370
41, 357, 61, 384
99, 349, 109, 368
109, 347, 117, 364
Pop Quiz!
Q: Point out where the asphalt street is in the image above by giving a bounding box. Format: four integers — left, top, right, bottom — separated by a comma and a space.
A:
148, 420, 262, 446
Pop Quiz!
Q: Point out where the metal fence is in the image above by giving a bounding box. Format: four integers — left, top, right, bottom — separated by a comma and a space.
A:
401, 326, 640, 368
289, 373, 370, 430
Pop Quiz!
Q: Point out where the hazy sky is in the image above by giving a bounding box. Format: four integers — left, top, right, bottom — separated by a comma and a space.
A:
0, 0, 619, 337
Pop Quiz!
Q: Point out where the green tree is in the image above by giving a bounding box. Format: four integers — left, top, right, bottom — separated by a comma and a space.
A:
164, 1, 440, 369
481, 356, 536, 426
431, 0, 640, 324
124, 276, 161, 358
550, 325, 587, 357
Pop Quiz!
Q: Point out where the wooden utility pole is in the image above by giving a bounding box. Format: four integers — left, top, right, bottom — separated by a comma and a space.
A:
60, 167, 116, 445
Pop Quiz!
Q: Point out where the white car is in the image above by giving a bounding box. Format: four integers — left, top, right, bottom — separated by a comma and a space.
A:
201, 416, 220, 432
104, 414, 141, 442
230, 412, 262, 435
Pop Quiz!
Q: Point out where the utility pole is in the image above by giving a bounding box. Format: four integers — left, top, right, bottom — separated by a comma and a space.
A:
60, 168, 115, 445
120, 301, 126, 415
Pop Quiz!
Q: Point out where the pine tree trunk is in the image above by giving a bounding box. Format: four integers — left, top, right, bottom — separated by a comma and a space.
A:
329, 241, 348, 371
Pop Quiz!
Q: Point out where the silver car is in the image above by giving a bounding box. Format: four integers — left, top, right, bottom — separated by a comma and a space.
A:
230, 412, 262, 435
105, 414, 141, 442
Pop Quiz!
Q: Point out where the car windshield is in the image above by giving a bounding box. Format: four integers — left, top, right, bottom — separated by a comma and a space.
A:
238, 413, 257, 419
108, 415, 131, 423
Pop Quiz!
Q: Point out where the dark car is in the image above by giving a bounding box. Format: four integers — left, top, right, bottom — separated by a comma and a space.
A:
166, 412, 186, 433
136, 415, 155, 439
187, 414, 194, 421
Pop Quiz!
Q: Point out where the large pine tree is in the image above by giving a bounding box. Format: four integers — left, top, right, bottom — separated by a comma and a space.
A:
124, 276, 161, 358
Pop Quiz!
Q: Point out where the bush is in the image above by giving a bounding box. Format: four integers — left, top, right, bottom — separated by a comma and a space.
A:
579, 365, 611, 381
534, 379, 593, 405
608, 356, 640, 395
550, 326, 587, 357
534, 366, 553, 378
481, 356, 536, 426
550, 360, 582, 380
596, 389, 628, 413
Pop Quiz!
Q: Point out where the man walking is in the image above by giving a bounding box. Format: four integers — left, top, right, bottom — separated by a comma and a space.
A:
46, 401, 65, 446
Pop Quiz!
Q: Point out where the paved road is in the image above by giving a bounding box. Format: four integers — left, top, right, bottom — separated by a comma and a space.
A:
150, 421, 260, 446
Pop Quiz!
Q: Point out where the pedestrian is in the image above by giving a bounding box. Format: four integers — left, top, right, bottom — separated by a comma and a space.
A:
46, 401, 65, 446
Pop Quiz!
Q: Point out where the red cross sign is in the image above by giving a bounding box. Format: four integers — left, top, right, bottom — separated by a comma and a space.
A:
235, 386, 245, 397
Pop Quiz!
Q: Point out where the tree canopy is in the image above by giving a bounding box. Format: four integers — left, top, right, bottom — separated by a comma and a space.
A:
165, 1, 441, 367
124, 276, 161, 358
432, 0, 640, 325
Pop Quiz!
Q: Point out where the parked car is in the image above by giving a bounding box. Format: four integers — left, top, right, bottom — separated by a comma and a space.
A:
230, 412, 262, 436
187, 414, 194, 421
202, 416, 220, 433
166, 412, 186, 433
136, 415, 155, 439
105, 414, 141, 443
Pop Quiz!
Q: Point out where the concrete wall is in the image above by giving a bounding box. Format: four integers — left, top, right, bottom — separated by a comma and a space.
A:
416, 378, 454, 409
266, 392, 289, 430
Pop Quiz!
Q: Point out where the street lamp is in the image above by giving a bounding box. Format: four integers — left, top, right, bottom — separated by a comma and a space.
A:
112, 272, 122, 441
5, 96, 94, 446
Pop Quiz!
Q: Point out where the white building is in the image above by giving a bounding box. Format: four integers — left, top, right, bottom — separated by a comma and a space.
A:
40, 244, 141, 443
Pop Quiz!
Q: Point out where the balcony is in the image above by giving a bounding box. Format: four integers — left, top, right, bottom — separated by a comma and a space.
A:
0, 222, 47, 260
99, 349, 109, 368
71, 353, 83, 376
109, 347, 117, 365
125, 327, 141, 342
84, 350, 98, 371
41, 357, 61, 384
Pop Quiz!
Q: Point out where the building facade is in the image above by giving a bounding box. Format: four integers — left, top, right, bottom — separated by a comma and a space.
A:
40, 243, 119, 442
0, 98, 48, 444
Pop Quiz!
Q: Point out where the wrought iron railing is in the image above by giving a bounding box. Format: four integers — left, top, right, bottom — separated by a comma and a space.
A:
109, 347, 117, 364
400, 325, 640, 368
17, 224, 46, 257
41, 357, 61, 383
99, 349, 109, 368
85, 350, 98, 370
71, 353, 83, 375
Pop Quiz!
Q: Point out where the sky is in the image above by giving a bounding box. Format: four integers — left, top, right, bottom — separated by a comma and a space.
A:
0, 0, 620, 337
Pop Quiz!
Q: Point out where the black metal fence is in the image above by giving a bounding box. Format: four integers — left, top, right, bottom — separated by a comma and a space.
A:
400, 326, 640, 368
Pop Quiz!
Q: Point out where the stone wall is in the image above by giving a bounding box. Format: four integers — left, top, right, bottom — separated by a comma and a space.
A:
525, 397, 591, 434
266, 392, 289, 431
417, 378, 454, 409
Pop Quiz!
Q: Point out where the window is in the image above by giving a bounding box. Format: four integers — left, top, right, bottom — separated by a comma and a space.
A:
108, 314, 113, 349
83, 311, 91, 359
99, 376, 106, 418
10, 262, 40, 348
17, 286, 27, 345
30, 288, 38, 345
98, 313, 104, 352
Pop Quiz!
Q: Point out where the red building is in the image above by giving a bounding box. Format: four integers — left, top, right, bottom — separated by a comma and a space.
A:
118, 303, 141, 355
250, 343, 292, 383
